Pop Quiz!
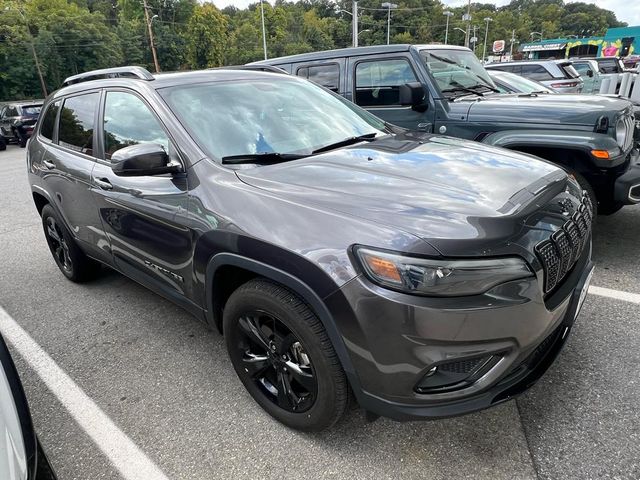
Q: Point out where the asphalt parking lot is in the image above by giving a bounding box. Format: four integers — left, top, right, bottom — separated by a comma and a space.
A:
1, 144, 639, 479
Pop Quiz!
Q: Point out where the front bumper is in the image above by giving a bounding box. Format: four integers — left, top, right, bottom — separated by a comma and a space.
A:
614, 148, 640, 203
326, 247, 593, 421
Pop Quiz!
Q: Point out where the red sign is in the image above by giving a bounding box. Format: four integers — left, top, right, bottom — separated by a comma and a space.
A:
492, 40, 506, 53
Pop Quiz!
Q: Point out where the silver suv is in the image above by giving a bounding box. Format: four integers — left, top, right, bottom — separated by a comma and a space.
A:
486, 60, 584, 93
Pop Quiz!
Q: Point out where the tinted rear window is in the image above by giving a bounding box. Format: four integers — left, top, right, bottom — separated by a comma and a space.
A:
21, 105, 42, 116
39, 102, 60, 141
58, 93, 100, 156
297, 64, 340, 91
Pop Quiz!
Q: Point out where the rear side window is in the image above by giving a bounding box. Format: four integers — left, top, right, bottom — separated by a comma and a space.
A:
5, 106, 19, 117
355, 59, 418, 107
58, 93, 100, 156
297, 64, 340, 91
39, 102, 60, 141
521, 65, 553, 81
103, 91, 169, 160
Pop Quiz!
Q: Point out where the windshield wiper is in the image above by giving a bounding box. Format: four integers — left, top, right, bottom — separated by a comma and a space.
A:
441, 86, 485, 98
221, 152, 306, 165
312, 133, 378, 154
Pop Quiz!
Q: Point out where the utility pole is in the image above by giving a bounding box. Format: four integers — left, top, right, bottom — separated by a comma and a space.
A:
260, 0, 267, 59
382, 3, 398, 46
6, 5, 47, 97
510, 29, 516, 58
443, 11, 453, 45
352, 0, 359, 47
142, 0, 160, 72
463, 0, 471, 48
482, 17, 492, 63
472, 25, 478, 55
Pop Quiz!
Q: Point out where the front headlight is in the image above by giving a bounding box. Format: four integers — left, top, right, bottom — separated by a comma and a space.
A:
354, 247, 534, 297
615, 118, 627, 147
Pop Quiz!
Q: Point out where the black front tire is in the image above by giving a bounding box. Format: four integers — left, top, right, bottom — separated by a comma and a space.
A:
569, 170, 598, 216
223, 278, 349, 431
41, 204, 101, 282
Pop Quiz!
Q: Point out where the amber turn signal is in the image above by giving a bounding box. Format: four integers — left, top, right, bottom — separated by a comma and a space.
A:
591, 149, 610, 159
361, 253, 402, 283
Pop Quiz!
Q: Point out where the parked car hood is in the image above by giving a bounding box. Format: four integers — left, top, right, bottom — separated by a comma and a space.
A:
465, 93, 631, 126
236, 134, 570, 256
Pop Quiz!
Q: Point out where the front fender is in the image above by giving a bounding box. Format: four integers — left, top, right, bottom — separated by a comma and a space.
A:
204, 251, 366, 405
483, 129, 624, 168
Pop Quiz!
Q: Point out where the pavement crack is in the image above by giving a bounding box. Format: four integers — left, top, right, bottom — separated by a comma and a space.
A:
515, 398, 541, 480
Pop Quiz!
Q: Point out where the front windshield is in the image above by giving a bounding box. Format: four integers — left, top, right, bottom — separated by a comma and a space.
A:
159, 76, 385, 160
420, 49, 497, 98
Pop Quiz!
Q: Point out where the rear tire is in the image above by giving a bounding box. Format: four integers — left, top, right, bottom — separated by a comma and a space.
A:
223, 278, 349, 431
41, 204, 101, 282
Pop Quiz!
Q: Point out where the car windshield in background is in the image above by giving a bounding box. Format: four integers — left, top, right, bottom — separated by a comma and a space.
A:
420, 49, 497, 98
159, 77, 385, 162
21, 106, 41, 116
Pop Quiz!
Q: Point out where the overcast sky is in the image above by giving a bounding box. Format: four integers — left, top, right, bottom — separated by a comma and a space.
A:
210, 0, 640, 27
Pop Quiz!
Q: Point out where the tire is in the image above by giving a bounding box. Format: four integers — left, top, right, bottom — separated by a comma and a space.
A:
223, 278, 349, 431
568, 170, 598, 216
0, 138, 6, 151
41, 204, 101, 282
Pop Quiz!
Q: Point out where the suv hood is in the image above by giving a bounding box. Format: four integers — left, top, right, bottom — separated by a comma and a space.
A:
465, 93, 631, 126
236, 134, 569, 255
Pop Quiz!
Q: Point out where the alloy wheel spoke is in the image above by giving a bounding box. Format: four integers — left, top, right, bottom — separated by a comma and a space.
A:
276, 369, 299, 410
241, 353, 271, 379
47, 224, 61, 243
238, 315, 270, 350
284, 361, 315, 392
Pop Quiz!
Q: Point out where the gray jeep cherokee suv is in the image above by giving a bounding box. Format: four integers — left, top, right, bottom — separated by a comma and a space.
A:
28, 66, 593, 431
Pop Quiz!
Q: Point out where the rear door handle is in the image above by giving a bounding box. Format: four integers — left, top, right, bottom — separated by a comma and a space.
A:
42, 159, 56, 170
94, 178, 113, 191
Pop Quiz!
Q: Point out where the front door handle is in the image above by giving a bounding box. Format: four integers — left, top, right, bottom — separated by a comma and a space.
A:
94, 178, 113, 191
42, 159, 56, 170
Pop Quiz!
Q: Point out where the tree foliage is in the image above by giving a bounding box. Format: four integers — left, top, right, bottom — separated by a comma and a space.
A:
0, 0, 628, 101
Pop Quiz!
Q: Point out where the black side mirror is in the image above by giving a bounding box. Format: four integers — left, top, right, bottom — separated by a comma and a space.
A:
399, 82, 428, 111
111, 143, 180, 177
587, 69, 594, 78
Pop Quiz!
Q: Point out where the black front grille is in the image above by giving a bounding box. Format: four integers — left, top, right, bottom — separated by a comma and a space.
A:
535, 194, 593, 294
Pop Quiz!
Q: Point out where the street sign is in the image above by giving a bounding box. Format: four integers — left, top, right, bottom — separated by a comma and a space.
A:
493, 40, 506, 53
462, 13, 471, 21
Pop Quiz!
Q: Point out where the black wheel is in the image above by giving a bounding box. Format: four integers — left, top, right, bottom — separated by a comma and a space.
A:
224, 278, 349, 431
41, 204, 100, 282
0, 135, 6, 151
568, 170, 598, 216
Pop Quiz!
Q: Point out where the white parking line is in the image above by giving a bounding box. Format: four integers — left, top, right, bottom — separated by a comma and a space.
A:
589, 285, 640, 305
0, 306, 170, 480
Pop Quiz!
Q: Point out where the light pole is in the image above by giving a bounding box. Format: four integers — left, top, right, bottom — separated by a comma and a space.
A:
381, 3, 398, 45
337, 2, 359, 48
453, 27, 466, 46
509, 29, 517, 58
260, 0, 267, 60
4, 5, 47, 97
443, 11, 453, 45
463, 0, 472, 48
482, 17, 492, 62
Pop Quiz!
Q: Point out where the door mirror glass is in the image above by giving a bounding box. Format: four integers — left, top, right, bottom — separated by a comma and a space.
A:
111, 143, 179, 176
586, 69, 594, 77
399, 82, 428, 111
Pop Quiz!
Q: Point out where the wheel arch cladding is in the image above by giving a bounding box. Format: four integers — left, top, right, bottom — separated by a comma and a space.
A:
205, 252, 366, 402
32, 191, 49, 216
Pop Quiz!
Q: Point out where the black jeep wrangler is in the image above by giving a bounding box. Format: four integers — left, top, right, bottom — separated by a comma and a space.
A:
257, 44, 640, 214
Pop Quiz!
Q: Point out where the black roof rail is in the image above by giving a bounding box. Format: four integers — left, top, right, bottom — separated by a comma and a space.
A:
62, 66, 155, 87
218, 65, 289, 75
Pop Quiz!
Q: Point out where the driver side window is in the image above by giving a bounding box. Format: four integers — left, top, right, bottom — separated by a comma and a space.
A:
354, 59, 417, 107
103, 91, 170, 160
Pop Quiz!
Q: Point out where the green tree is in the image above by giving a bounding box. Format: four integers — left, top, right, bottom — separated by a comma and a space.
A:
185, 2, 228, 68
